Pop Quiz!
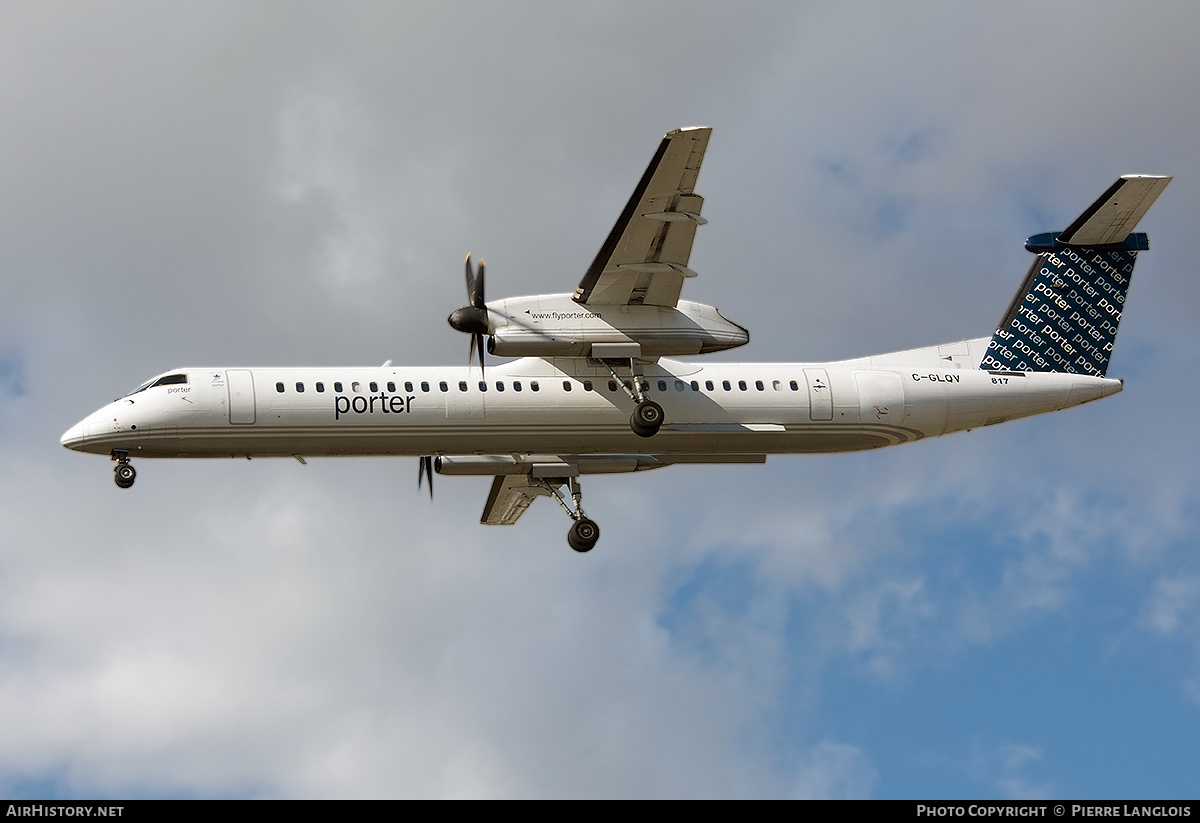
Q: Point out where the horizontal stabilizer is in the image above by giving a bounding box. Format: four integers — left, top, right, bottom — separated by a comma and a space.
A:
1058, 175, 1171, 247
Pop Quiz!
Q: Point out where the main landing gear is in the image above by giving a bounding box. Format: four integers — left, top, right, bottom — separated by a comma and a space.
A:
597, 357, 663, 438
112, 450, 136, 489
539, 476, 601, 552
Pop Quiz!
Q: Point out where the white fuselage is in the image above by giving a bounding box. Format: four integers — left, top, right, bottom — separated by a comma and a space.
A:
60, 338, 1122, 460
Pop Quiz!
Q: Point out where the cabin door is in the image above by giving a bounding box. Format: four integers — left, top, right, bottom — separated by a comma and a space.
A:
227, 370, 256, 424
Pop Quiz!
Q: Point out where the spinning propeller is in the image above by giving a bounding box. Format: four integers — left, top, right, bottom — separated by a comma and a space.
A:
430, 255, 489, 502
418, 455, 434, 499
448, 255, 489, 375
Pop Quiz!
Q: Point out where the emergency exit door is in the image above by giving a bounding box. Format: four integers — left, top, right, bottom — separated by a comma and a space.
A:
804, 368, 833, 421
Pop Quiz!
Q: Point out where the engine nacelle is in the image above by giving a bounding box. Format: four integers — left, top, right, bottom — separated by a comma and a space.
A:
435, 454, 665, 476
484, 294, 748, 358
434, 454, 767, 477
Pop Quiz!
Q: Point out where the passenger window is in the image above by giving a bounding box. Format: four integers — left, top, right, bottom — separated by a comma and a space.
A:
657, 380, 667, 392
608, 380, 618, 392
706, 380, 714, 391
276, 382, 285, 393
531, 381, 540, 392
690, 381, 699, 391
563, 381, 572, 392
583, 381, 593, 391
439, 382, 448, 392
790, 380, 799, 391
352, 381, 361, 393
459, 381, 468, 392
387, 382, 396, 392
405, 382, 413, 392
296, 382, 305, 393
739, 381, 747, 391
496, 382, 505, 392
514, 381, 523, 392
370, 382, 378, 392
675, 380, 685, 391
421, 382, 430, 392
478, 381, 487, 392
334, 382, 343, 392
316, 382, 325, 393
722, 380, 731, 391
773, 380, 782, 391
755, 381, 764, 391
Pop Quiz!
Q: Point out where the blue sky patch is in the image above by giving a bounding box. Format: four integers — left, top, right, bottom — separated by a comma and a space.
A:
889, 129, 936, 167
0, 351, 27, 399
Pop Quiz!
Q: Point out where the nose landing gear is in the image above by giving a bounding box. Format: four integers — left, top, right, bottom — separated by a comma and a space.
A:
112, 451, 136, 489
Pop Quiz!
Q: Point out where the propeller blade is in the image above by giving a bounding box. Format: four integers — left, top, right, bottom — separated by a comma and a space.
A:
453, 254, 489, 374
418, 455, 434, 499
472, 260, 485, 308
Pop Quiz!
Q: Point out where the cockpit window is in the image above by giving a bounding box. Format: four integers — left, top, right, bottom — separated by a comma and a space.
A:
126, 373, 188, 396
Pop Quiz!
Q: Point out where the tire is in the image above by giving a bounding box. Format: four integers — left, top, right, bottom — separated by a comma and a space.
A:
630, 400, 663, 438
114, 463, 136, 489
568, 518, 600, 552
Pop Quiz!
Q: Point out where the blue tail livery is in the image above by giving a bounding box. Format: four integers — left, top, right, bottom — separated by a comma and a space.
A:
982, 175, 1171, 376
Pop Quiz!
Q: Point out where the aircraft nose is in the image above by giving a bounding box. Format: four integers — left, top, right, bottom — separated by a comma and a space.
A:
60, 421, 86, 451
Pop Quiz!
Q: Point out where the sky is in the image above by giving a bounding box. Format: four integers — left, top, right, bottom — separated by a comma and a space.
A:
2, 0, 1199, 799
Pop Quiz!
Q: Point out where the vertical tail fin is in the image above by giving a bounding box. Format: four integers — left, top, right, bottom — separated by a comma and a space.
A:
981, 175, 1170, 377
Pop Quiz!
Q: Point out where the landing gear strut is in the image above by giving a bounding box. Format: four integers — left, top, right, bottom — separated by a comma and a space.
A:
540, 476, 601, 552
597, 357, 663, 438
112, 450, 136, 489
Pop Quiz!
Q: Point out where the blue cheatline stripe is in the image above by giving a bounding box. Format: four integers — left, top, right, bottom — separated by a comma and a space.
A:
981, 246, 1137, 377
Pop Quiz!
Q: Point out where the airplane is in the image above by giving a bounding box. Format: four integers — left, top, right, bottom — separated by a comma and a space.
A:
60, 127, 1170, 552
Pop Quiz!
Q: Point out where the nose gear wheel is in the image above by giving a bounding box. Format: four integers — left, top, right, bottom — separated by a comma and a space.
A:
111, 451, 136, 489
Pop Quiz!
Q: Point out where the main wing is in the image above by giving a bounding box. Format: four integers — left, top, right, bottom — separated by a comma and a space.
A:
474, 453, 767, 526
572, 127, 711, 308
481, 475, 555, 526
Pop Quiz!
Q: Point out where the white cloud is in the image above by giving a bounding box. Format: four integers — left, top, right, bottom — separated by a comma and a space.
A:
1145, 575, 1200, 636
991, 743, 1054, 800
789, 741, 877, 800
